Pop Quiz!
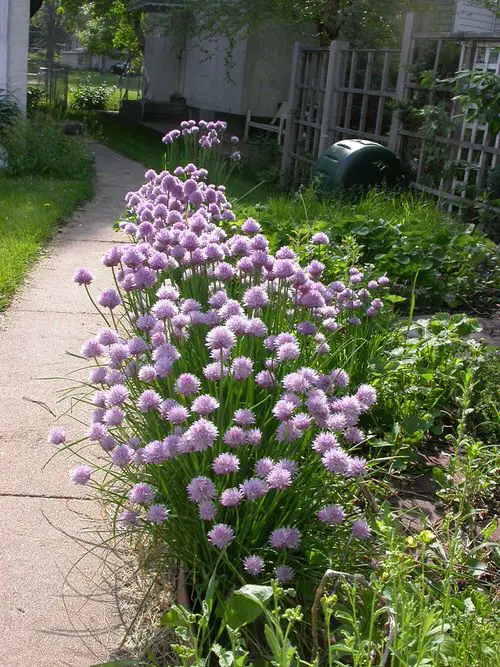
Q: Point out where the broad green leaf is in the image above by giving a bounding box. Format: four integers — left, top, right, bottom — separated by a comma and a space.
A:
225, 585, 273, 628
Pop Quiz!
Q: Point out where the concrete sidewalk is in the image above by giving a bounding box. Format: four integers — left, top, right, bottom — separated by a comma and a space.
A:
0, 143, 146, 666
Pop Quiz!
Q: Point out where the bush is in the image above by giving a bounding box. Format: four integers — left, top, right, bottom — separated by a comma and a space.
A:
2, 113, 94, 179
0, 90, 20, 138
71, 79, 114, 111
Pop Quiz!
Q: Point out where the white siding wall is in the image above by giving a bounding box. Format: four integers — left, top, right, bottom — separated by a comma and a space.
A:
243, 24, 319, 117
0, 0, 30, 110
181, 36, 247, 114
143, 24, 182, 101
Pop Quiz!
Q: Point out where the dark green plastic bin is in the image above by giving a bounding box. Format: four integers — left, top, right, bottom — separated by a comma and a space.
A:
314, 139, 405, 193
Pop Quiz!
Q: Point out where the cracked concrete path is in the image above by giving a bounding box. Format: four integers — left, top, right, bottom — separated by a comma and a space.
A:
0, 142, 146, 666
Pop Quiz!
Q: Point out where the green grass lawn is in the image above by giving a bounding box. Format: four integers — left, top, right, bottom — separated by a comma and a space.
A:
0, 176, 93, 310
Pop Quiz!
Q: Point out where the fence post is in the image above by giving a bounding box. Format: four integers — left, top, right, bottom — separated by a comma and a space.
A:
318, 40, 349, 156
280, 41, 301, 187
388, 11, 415, 153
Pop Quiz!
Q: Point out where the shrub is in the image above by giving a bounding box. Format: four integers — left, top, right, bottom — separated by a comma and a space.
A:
26, 85, 45, 114
50, 136, 396, 658
2, 113, 94, 179
71, 79, 114, 111
0, 90, 19, 138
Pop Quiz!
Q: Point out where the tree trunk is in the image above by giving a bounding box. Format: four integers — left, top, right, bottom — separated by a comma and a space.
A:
44, 0, 58, 62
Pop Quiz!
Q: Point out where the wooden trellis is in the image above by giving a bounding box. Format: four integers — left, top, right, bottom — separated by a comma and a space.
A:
281, 12, 500, 213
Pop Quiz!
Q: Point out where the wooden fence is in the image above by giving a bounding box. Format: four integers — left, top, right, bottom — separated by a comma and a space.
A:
280, 13, 500, 212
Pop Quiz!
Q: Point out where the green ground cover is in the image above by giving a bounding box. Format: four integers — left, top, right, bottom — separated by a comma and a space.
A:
0, 176, 93, 310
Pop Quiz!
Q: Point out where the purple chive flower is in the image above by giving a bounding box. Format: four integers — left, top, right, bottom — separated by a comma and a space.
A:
220, 488, 243, 507
192, 394, 219, 415
212, 453, 240, 475
118, 509, 139, 529
356, 384, 377, 408
111, 444, 133, 467
269, 527, 301, 550
243, 286, 269, 309
203, 362, 227, 382
167, 405, 189, 424
48, 427, 66, 446
240, 478, 268, 500
234, 409, 255, 425
106, 385, 128, 407
69, 465, 91, 485
146, 504, 169, 524
104, 406, 124, 426
81, 339, 104, 359
98, 289, 121, 310
182, 418, 218, 452
246, 428, 262, 446
89, 367, 107, 384
330, 369, 349, 388
73, 267, 93, 286
328, 413, 347, 431
246, 318, 267, 337
312, 432, 338, 454
377, 276, 390, 287
255, 457, 275, 478
311, 232, 329, 245
346, 456, 368, 477
206, 326, 236, 350
97, 328, 120, 346
243, 555, 265, 576
267, 467, 292, 490
129, 483, 155, 505
274, 565, 294, 582
128, 337, 148, 356
231, 357, 253, 380
208, 523, 235, 549
292, 412, 311, 431
317, 504, 345, 525
137, 389, 161, 412
276, 342, 300, 362
255, 370, 275, 388
283, 371, 311, 394
223, 426, 247, 448
199, 500, 217, 521
351, 519, 371, 539
322, 448, 350, 474
138, 365, 156, 383
273, 400, 295, 421
187, 476, 217, 503
344, 426, 364, 444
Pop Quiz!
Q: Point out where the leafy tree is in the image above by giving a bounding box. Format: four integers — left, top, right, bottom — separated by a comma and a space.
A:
59, 0, 144, 59
30, 0, 68, 61
165, 0, 426, 47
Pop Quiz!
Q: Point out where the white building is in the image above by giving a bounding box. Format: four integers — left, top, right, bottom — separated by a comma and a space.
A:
0, 0, 30, 111
138, 1, 499, 121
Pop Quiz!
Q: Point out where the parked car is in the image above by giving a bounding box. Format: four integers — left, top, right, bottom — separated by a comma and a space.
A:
110, 62, 128, 75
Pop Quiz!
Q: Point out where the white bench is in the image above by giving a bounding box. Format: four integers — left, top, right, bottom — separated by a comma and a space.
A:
244, 102, 289, 144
